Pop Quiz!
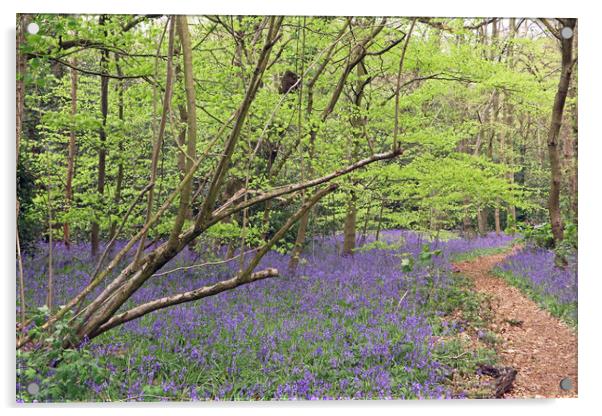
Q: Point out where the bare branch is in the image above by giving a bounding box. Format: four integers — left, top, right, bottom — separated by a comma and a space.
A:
417, 17, 499, 33
152, 248, 259, 278
393, 18, 417, 151
89, 182, 155, 279
194, 17, 284, 228
539, 18, 561, 40
205, 148, 403, 228
135, 16, 176, 263
122, 14, 163, 32
91, 268, 279, 336
33, 55, 156, 83
366, 35, 406, 56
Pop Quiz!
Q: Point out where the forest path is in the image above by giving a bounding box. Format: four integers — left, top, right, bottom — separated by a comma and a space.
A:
454, 249, 578, 398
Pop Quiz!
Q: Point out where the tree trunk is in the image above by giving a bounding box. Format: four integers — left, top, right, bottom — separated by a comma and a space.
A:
169, 15, 198, 244
288, 210, 309, 271
477, 209, 488, 235
16, 14, 29, 325
361, 201, 372, 244
504, 19, 517, 231
134, 17, 176, 263
342, 191, 357, 255
375, 199, 385, 241
342, 60, 368, 255
174, 41, 192, 220
63, 60, 77, 247
110, 56, 126, 240
545, 18, 576, 245
91, 15, 110, 257
494, 208, 501, 235
497, 97, 505, 237
288, 20, 385, 271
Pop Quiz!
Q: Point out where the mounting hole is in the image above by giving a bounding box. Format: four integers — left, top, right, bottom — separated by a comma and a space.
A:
560, 26, 573, 39
560, 377, 573, 391
26, 22, 39, 35
26, 382, 40, 395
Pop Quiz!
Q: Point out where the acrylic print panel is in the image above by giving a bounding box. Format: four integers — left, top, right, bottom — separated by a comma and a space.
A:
16, 15, 577, 402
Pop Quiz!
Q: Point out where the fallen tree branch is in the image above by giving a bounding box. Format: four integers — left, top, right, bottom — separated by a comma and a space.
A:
91, 268, 279, 336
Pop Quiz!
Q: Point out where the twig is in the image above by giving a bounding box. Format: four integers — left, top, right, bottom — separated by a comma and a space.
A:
152, 248, 259, 277
395, 290, 409, 311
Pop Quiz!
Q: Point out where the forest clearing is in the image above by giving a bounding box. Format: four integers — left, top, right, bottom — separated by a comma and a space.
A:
15, 15, 578, 402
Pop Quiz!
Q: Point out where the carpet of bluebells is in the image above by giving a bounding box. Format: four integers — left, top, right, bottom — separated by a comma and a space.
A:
495, 246, 578, 325
18, 231, 517, 402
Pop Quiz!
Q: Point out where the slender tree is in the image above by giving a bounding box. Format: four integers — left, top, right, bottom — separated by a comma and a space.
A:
541, 18, 577, 245
91, 15, 110, 256
16, 13, 29, 327
134, 16, 176, 263
63, 59, 77, 247
289, 18, 386, 270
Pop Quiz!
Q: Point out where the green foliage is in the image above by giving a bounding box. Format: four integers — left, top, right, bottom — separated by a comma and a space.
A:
398, 244, 442, 273
428, 273, 498, 396
354, 239, 403, 253
17, 15, 566, 249
400, 255, 415, 273
17, 153, 42, 251
555, 222, 578, 262
451, 246, 512, 263
518, 222, 555, 249
518, 221, 577, 265
17, 308, 108, 402
15, 14, 578, 402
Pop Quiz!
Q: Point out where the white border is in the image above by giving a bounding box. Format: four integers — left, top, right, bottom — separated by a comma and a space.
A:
2, 1, 601, 415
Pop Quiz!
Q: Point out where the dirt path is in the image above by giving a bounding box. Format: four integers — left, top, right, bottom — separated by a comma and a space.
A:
454, 250, 578, 398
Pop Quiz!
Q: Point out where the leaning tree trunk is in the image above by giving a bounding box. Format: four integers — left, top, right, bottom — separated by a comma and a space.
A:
73, 15, 284, 343
134, 17, 176, 264
17, 17, 404, 351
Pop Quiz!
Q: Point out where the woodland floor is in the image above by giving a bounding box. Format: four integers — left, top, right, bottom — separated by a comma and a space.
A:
454, 249, 578, 398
